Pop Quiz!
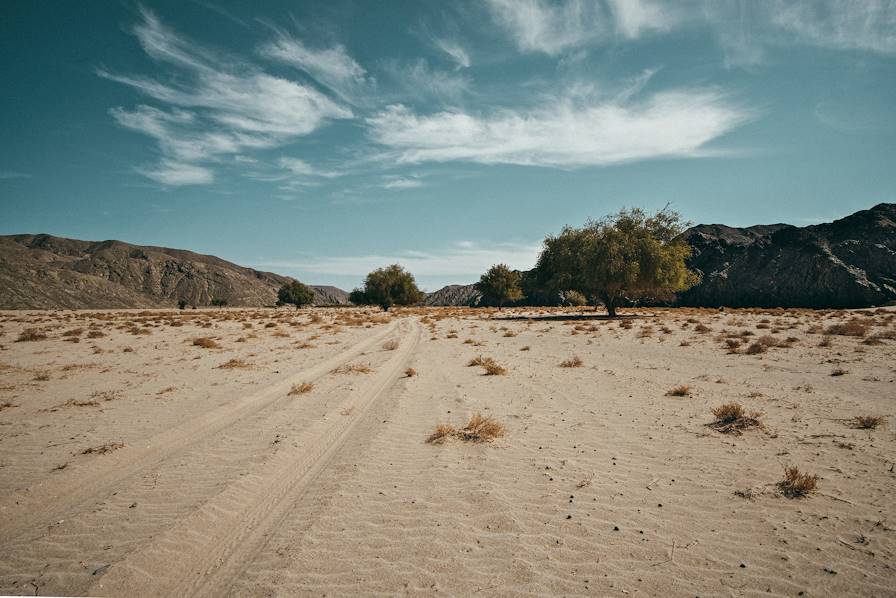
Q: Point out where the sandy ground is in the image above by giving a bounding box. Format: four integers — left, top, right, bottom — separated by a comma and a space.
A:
0, 306, 894, 597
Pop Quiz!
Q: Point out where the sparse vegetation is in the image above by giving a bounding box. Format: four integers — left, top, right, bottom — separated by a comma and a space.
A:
218, 358, 251, 369
332, 363, 373, 375
16, 328, 47, 342
404, 367, 417, 377
778, 466, 818, 498
289, 382, 314, 395
559, 356, 583, 368
825, 321, 867, 337
382, 339, 400, 351
192, 337, 220, 349
427, 413, 505, 444
849, 415, 884, 429
707, 402, 762, 434
666, 385, 691, 397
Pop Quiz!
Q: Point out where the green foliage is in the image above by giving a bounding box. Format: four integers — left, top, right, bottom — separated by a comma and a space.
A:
350, 264, 423, 311
476, 264, 523, 309
564, 290, 587, 307
534, 207, 699, 316
210, 297, 228, 307
277, 280, 315, 309
177, 299, 188, 310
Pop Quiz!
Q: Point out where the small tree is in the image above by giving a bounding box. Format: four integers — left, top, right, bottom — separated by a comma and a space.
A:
350, 264, 423, 311
211, 297, 228, 307
534, 207, 699, 317
277, 280, 315, 309
476, 264, 523, 310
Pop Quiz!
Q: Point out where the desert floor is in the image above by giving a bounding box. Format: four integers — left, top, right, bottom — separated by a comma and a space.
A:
0, 306, 894, 597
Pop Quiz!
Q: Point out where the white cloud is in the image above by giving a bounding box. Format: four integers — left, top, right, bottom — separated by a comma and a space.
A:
0, 171, 31, 180
607, 0, 678, 38
260, 34, 371, 103
433, 38, 471, 69
381, 175, 423, 189
386, 59, 471, 103
366, 87, 751, 168
278, 157, 344, 179
261, 241, 541, 288
101, 8, 353, 185
770, 0, 896, 54
138, 160, 214, 185
485, 0, 609, 56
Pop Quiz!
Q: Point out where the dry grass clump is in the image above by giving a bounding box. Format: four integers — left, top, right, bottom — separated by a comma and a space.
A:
192, 337, 220, 349
0, 401, 16, 412
849, 415, 885, 429
520, 345, 530, 351
824, 321, 867, 337
217, 358, 251, 369
87, 329, 105, 339
81, 442, 124, 455
332, 363, 373, 375
427, 413, 506, 444
483, 360, 507, 375
16, 328, 47, 342
694, 323, 711, 334
404, 367, 417, 377
830, 367, 848, 376
724, 338, 742, 353
745, 341, 767, 354
777, 466, 818, 498
707, 402, 762, 434
666, 384, 691, 397
382, 339, 400, 351
62, 328, 84, 337
288, 382, 314, 395
559, 356, 583, 368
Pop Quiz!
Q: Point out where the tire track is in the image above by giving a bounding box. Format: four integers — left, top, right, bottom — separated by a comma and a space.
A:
89, 319, 421, 598
0, 321, 401, 546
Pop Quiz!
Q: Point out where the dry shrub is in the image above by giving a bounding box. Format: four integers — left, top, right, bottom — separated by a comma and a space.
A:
81, 442, 124, 455
818, 335, 833, 347
778, 466, 818, 498
16, 328, 47, 342
620, 320, 633, 329
295, 341, 315, 349
483, 360, 507, 375
404, 367, 417, 377
193, 337, 220, 349
33, 371, 51, 381
0, 401, 16, 412
745, 341, 767, 354
830, 368, 848, 376
218, 358, 251, 369
62, 328, 84, 337
426, 423, 457, 444
382, 339, 400, 351
694, 323, 711, 334
666, 385, 691, 397
724, 338, 742, 353
332, 363, 373, 375
825, 321, 867, 337
520, 345, 531, 351
707, 402, 762, 434
559, 356, 583, 368
87, 330, 105, 338
849, 415, 885, 429
288, 382, 314, 395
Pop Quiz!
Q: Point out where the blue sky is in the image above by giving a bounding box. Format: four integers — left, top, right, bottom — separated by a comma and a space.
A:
2, 1, 895, 290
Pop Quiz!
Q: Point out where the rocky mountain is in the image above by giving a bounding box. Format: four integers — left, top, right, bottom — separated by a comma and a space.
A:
424, 284, 481, 307
0, 234, 349, 309
678, 203, 896, 308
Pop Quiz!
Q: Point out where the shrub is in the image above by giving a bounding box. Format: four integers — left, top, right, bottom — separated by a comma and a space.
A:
211, 298, 228, 307
459, 413, 506, 442
382, 339, 400, 351
778, 466, 818, 498
559, 356, 583, 368
849, 415, 884, 429
707, 402, 762, 434
830, 368, 848, 376
824, 321, 867, 337
16, 328, 47, 342
426, 424, 457, 444
666, 385, 691, 397
217, 358, 251, 369
192, 337, 220, 349
288, 382, 314, 395
277, 281, 315, 309
404, 367, 417, 377
349, 264, 423, 311
483, 361, 507, 376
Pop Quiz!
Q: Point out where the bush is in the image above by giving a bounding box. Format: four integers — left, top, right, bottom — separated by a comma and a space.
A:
564, 290, 588, 307
475, 264, 523, 309
349, 264, 423, 311
210, 298, 227, 307
277, 280, 315, 309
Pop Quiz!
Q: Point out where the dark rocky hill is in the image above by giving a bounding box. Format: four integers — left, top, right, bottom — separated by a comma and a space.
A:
423, 284, 481, 307
0, 234, 349, 309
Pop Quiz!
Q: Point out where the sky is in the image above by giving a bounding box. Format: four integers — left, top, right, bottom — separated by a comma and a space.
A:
1, 1, 895, 291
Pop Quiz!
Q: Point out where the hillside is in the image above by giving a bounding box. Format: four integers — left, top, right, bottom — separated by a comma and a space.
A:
0, 234, 349, 309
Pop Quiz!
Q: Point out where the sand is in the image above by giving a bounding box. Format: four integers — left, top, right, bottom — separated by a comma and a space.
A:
0, 306, 893, 596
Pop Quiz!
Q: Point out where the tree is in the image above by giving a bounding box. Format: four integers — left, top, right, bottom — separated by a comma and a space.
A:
564, 290, 587, 307
350, 264, 423, 311
476, 264, 523, 309
277, 280, 315, 309
534, 207, 699, 317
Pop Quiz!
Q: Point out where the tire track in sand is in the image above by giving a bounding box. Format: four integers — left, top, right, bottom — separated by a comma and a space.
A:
0, 321, 401, 546
89, 319, 421, 598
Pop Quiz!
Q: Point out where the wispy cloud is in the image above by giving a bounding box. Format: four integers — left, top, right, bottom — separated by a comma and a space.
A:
433, 38, 471, 69
101, 8, 354, 185
0, 171, 32, 180
485, 0, 609, 56
139, 160, 215, 185
259, 33, 372, 103
381, 175, 423, 189
770, 0, 896, 54
366, 87, 751, 168
261, 240, 541, 289
385, 58, 471, 104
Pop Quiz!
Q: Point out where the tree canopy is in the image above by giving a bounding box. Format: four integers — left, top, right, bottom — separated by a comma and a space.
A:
349, 264, 423, 311
476, 264, 523, 309
533, 207, 699, 316
277, 280, 315, 309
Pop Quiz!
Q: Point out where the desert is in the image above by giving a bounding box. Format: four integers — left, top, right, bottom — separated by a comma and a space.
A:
0, 305, 893, 596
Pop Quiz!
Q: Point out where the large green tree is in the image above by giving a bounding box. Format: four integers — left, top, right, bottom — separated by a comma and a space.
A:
350, 264, 424, 311
534, 207, 699, 317
277, 280, 315, 309
476, 264, 523, 309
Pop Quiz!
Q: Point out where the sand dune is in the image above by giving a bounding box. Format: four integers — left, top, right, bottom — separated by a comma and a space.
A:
0, 307, 893, 596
